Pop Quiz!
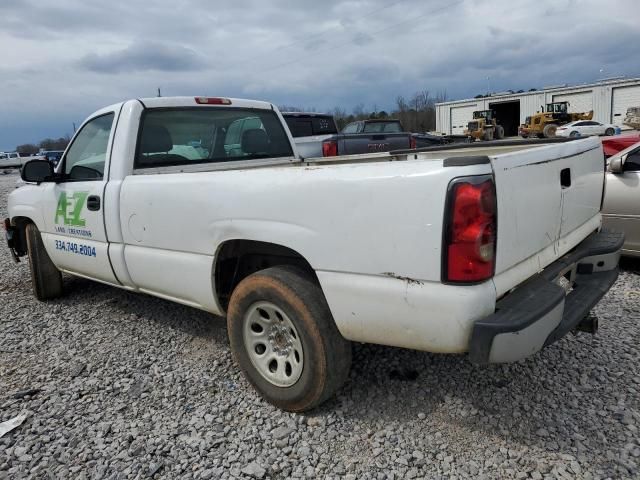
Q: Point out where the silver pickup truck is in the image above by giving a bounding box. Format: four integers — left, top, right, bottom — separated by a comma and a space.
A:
281, 112, 339, 159
322, 119, 415, 157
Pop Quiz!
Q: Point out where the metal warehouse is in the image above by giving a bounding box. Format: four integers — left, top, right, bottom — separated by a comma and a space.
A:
436, 76, 640, 136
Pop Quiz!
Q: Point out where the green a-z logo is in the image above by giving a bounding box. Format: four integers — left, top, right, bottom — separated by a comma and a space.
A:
55, 191, 89, 226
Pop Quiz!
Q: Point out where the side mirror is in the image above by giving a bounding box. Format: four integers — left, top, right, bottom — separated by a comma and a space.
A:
21, 160, 54, 183
608, 155, 624, 173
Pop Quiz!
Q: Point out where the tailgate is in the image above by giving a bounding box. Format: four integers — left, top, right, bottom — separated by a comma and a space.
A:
491, 137, 604, 276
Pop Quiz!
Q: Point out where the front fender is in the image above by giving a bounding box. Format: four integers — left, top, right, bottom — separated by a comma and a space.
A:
8, 184, 46, 231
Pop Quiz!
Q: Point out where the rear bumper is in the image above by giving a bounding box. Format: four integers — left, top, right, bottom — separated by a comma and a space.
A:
469, 229, 624, 364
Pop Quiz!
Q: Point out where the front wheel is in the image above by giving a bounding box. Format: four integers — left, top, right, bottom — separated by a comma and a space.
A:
25, 224, 63, 300
227, 266, 352, 412
570, 131, 580, 138
543, 123, 558, 138
605, 128, 615, 136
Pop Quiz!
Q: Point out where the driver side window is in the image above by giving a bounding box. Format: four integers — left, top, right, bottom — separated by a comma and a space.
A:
64, 113, 114, 181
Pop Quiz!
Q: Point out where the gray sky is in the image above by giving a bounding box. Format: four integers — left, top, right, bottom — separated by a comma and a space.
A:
1, 0, 639, 149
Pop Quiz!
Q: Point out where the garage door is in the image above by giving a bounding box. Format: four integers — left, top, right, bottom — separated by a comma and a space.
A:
611, 85, 640, 126
552, 91, 593, 114
450, 104, 477, 135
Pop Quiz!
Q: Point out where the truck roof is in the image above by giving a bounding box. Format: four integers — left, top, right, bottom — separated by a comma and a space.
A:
361, 119, 401, 123
137, 96, 274, 110
281, 112, 332, 117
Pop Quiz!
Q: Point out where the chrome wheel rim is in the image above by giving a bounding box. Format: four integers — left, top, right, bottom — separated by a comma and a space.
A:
243, 301, 304, 387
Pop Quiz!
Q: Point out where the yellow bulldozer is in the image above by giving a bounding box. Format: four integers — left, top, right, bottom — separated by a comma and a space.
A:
519, 101, 593, 138
464, 110, 505, 141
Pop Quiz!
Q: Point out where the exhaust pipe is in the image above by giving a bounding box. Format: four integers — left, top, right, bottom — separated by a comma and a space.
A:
574, 314, 598, 335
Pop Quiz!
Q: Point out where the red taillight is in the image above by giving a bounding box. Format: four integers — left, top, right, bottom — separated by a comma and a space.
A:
322, 140, 338, 157
194, 97, 232, 105
409, 136, 417, 149
443, 176, 496, 283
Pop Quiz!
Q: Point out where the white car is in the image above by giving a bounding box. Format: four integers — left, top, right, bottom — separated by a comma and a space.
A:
556, 120, 617, 138
6, 96, 622, 411
0, 152, 23, 168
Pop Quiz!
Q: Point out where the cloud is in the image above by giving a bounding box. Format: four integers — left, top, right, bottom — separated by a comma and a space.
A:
78, 41, 205, 74
1, 0, 639, 149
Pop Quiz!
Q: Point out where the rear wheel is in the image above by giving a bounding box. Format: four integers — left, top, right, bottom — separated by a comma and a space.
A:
482, 129, 494, 141
25, 224, 63, 300
494, 125, 505, 139
543, 124, 558, 138
227, 266, 352, 412
605, 127, 615, 136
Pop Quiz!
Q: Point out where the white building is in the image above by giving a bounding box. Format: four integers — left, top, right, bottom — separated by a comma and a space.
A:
436, 76, 640, 136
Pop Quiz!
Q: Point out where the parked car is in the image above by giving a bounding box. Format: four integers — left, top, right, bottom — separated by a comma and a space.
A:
0, 152, 22, 168
555, 120, 616, 138
602, 132, 640, 158
322, 119, 415, 156
602, 140, 640, 256
38, 150, 65, 167
281, 112, 338, 158
6, 96, 622, 411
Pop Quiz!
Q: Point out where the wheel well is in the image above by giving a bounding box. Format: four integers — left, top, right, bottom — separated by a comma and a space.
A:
214, 240, 317, 312
10, 216, 33, 256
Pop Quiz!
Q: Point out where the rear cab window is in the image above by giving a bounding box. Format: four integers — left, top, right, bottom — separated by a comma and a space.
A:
283, 115, 338, 138
362, 121, 403, 133
135, 108, 294, 168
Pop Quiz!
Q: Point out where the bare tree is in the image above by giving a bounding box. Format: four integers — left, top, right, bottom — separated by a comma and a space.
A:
16, 143, 38, 155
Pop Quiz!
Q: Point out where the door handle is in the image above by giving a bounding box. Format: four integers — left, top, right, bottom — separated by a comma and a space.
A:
87, 195, 101, 211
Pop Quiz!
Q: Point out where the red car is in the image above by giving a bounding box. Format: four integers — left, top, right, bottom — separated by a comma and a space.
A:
602, 132, 640, 157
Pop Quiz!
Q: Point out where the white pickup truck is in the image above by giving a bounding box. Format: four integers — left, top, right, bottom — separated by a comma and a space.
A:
5, 96, 623, 411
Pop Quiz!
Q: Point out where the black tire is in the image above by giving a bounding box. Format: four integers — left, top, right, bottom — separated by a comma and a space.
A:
570, 131, 580, 138
543, 123, 558, 138
227, 266, 352, 412
605, 128, 615, 136
25, 224, 63, 300
494, 125, 505, 139
482, 129, 494, 141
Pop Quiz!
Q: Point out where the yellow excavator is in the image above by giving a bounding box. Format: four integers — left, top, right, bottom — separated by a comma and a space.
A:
519, 102, 593, 138
464, 110, 505, 141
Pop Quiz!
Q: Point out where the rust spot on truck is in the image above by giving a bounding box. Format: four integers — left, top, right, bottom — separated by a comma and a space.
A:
381, 272, 424, 286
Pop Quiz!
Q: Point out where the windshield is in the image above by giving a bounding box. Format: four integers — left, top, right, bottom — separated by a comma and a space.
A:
547, 103, 567, 113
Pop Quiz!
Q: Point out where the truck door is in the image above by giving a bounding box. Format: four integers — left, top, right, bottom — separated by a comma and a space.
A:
603, 147, 640, 253
40, 111, 119, 285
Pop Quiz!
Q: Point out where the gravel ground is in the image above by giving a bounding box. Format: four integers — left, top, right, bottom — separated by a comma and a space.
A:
0, 170, 639, 480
